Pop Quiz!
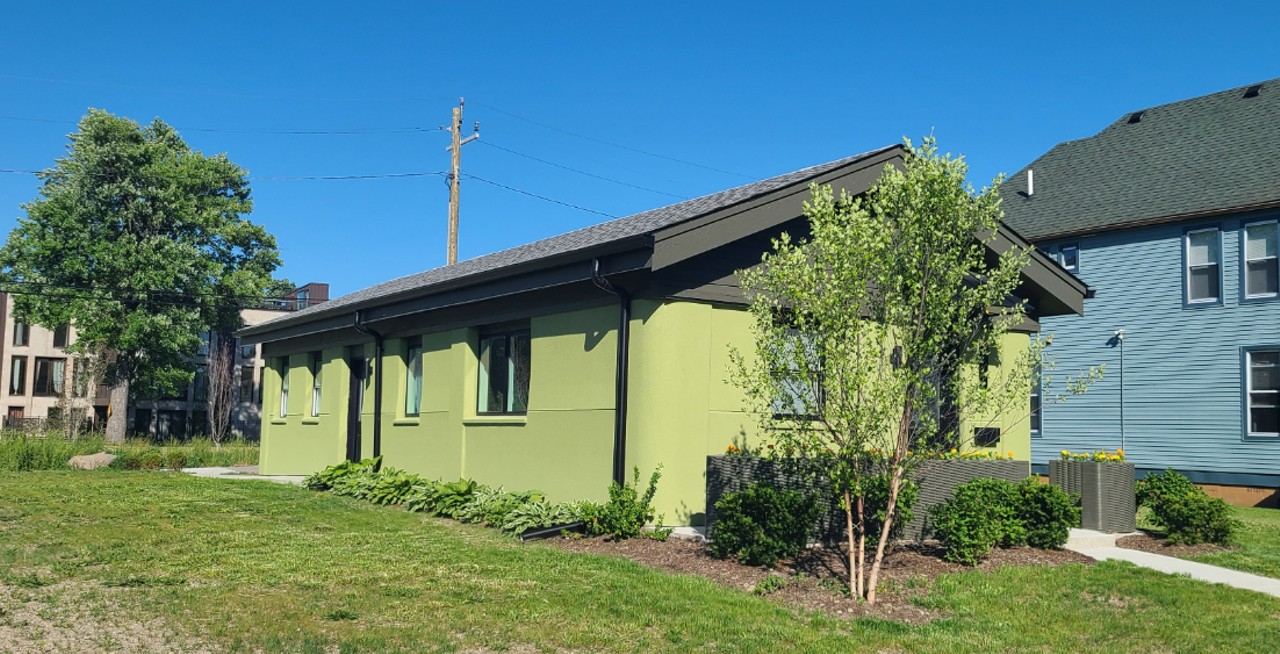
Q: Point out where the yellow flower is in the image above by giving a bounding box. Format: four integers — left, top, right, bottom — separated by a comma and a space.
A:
950, 448, 958, 455
1007, 451, 1014, 458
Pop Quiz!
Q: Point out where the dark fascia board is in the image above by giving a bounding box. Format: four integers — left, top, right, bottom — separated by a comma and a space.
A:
239, 247, 652, 346
988, 224, 1088, 316
1027, 198, 1280, 241
650, 147, 904, 270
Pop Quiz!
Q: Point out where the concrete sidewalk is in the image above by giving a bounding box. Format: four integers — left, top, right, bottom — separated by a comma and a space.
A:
1066, 528, 1280, 598
183, 467, 304, 486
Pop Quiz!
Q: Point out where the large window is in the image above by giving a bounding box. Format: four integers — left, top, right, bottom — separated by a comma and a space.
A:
404, 337, 422, 416
12, 323, 27, 347
1185, 228, 1221, 304
278, 359, 290, 418
33, 358, 66, 396
1244, 221, 1278, 299
478, 331, 530, 415
771, 328, 823, 418
9, 356, 26, 395
310, 352, 323, 417
1247, 349, 1279, 437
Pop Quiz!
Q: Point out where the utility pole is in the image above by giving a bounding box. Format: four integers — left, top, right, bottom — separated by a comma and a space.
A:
446, 97, 479, 265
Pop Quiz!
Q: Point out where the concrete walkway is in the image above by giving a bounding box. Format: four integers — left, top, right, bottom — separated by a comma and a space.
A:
1065, 528, 1280, 598
182, 467, 304, 486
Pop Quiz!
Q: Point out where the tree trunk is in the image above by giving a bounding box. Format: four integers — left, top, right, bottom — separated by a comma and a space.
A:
844, 490, 860, 600
864, 465, 905, 605
856, 493, 866, 601
105, 379, 129, 444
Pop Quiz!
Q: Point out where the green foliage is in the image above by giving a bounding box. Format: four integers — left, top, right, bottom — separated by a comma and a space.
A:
933, 477, 1081, 564
302, 457, 382, 491
583, 466, 663, 540
0, 434, 257, 471
863, 473, 920, 548
501, 500, 581, 536
709, 483, 819, 566
1017, 479, 1079, 549
1138, 470, 1237, 545
751, 575, 789, 595
0, 110, 281, 398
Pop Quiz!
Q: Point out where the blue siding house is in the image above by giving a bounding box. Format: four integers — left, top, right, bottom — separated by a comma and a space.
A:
1001, 79, 1280, 504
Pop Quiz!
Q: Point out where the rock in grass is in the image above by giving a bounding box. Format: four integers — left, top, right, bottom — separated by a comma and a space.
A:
69, 452, 117, 470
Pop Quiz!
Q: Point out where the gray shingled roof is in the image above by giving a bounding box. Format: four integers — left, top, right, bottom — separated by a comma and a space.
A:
254, 145, 897, 331
1001, 78, 1280, 240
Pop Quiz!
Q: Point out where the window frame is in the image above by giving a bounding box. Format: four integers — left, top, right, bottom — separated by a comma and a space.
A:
9, 356, 27, 396
12, 322, 28, 347
52, 324, 69, 348
1243, 346, 1280, 439
1059, 243, 1080, 275
403, 337, 423, 417
1183, 225, 1224, 307
1241, 219, 1279, 302
770, 327, 825, 420
1029, 362, 1043, 437
310, 352, 323, 417
278, 359, 290, 418
32, 357, 66, 397
476, 329, 531, 416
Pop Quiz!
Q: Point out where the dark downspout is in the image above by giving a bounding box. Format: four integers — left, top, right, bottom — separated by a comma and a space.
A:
353, 311, 384, 467
591, 258, 631, 486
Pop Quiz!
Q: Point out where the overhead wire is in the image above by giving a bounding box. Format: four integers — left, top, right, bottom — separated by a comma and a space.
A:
477, 140, 686, 199
462, 173, 618, 218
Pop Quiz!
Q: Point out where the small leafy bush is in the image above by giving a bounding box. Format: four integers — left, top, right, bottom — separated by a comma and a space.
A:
1016, 479, 1079, 549
1137, 469, 1237, 545
863, 474, 920, 548
583, 465, 662, 540
709, 483, 818, 566
165, 450, 188, 471
364, 469, 424, 506
303, 457, 381, 491
501, 500, 579, 536
136, 450, 166, 471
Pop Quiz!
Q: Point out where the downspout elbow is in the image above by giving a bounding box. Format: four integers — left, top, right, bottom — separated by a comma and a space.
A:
592, 259, 631, 486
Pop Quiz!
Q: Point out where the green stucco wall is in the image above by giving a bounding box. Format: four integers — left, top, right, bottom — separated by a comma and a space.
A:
258, 299, 1034, 527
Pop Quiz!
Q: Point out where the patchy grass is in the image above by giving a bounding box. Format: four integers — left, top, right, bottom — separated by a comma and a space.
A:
1185, 506, 1280, 579
0, 434, 257, 471
0, 472, 1278, 653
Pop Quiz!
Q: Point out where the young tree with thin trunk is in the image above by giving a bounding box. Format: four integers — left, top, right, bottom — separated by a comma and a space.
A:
732, 138, 1097, 604
206, 332, 236, 447
0, 110, 281, 443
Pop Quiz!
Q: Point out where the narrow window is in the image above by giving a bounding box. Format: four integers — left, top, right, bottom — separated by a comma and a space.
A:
12, 322, 27, 347
477, 330, 530, 415
278, 359, 290, 418
771, 328, 824, 418
404, 337, 422, 416
33, 358, 65, 396
10, 356, 27, 395
194, 365, 207, 401
1060, 243, 1080, 274
1185, 228, 1221, 303
1029, 363, 1042, 435
310, 352, 323, 417
52, 324, 69, 348
1247, 349, 1279, 436
1244, 221, 1279, 298
239, 365, 255, 403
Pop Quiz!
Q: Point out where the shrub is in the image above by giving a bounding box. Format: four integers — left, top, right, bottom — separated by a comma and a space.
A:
302, 457, 381, 491
363, 469, 424, 506
501, 500, 579, 536
1016, 479, 1079, 549
165, 450, 189, 471
862, 474, 920, 548
1137, 469, 1237, 545
136, 450, 166, 471
583, 465, 662, 540
931, 478, 1025, 565
709, 483, 819, 566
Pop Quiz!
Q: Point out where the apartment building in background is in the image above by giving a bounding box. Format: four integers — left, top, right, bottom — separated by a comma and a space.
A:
0, 283, 329, 438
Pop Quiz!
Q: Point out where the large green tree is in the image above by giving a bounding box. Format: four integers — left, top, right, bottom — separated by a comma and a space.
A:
0, 109, 281, 442
732, 138, 1098, 604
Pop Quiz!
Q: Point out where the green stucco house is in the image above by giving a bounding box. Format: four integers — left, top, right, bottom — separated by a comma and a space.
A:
238, 144, 1086, 526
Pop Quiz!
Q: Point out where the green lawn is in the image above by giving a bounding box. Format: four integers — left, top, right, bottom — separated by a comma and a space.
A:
1184, 506, 1280, 579
1, 472, 1278, 653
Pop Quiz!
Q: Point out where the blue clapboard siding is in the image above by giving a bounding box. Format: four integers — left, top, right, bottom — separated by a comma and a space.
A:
1035, 211, 1280, 485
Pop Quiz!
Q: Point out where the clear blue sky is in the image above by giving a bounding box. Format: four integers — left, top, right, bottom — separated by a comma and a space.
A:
2, 2, 1277, 298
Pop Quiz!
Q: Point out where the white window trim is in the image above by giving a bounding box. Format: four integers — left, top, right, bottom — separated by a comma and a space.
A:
279, 361, 290, 418
1243, 219, 1279, 300
310, 354, 323, 418
1059, 243, 1080, 274
1185, 228, 1222, 304
1246, 349, 1279, 437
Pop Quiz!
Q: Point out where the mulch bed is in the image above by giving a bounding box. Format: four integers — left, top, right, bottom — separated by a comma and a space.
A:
1116, 532, 1232, 557
543, 535, 1094, 623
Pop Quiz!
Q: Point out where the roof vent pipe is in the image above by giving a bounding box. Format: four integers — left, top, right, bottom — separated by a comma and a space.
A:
1026, 169, 1034, 197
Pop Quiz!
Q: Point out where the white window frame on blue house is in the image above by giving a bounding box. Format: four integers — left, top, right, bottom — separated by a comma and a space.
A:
1244, 347, 1279, 438
1242, 219, 1278, 301
1059, 243, 1079, 275
1183, 226, 1223, 306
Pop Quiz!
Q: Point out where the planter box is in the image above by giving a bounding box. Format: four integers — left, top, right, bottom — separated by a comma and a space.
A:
1049, 460, 1136, 533
706, 455, 1030, 543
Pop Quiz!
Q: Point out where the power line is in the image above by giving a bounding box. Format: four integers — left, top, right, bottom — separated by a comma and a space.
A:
0, 73, 441, 104
479, 140, 686, 199
462, 173, 618, 218
0, 167, 447, 182
0, 114, 433, 135
471, 101, 757, 179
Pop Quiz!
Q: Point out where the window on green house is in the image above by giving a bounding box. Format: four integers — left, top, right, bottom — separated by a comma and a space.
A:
770, 328, 824, 419
279, 359, 290, 418
1030, 362, 1043, 436
404, 337, 422, 416
310, 352, 323, 417
478, 330, 530, 414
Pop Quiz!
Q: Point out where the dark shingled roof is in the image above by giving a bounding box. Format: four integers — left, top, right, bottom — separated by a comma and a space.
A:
1001, 78, 1280, 240
256, 145, 898, 331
